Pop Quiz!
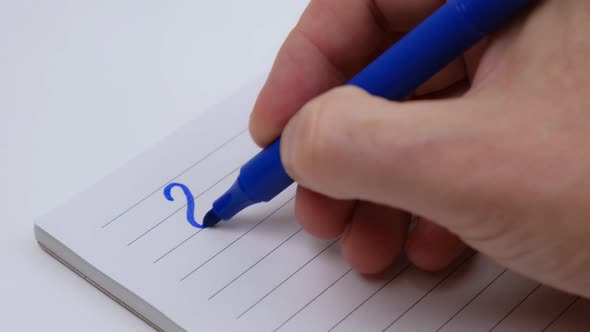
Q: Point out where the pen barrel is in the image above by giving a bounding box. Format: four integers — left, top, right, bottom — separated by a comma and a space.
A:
347, 0, 531, 100
238, 0, 531, 208
217, 0, 532, 221
453, 0, 532, 35
238, 139, 293, 203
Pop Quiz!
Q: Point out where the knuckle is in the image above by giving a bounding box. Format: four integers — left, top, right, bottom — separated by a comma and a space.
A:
290, 89, 347, 183
294, 97, 328, 179
285, 86, 366, 190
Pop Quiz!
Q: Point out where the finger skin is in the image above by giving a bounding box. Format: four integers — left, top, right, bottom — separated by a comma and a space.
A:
341, 202, 410, 274
276, 0, 590, 299
406, 218, 466, 272
295, 185, 355, 240
280, 86, 479, 216
261, 0, 590, 300
252, 0, 466, 271
250, 0, 450, 147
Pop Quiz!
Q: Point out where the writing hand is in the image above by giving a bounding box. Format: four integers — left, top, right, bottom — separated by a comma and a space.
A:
252, 0, 590, 298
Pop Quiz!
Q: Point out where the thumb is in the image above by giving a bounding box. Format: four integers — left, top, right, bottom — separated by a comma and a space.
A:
280, 86, 492, 228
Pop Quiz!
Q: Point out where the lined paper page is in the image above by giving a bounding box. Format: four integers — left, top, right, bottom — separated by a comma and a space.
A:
36, 78, 588, 331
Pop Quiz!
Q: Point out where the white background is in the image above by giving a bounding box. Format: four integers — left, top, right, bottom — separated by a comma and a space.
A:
1, 0, 306, 330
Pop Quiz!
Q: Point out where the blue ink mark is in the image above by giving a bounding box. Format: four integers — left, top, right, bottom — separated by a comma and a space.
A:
163, 183, 206, 229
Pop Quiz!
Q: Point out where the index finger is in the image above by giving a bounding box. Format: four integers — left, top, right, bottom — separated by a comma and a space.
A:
249, 0, 445, 147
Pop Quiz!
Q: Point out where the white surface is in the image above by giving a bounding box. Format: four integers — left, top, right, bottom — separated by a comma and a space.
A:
2, 0, 305, 330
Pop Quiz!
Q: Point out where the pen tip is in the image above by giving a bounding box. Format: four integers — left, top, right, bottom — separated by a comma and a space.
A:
203, 210, 221, 228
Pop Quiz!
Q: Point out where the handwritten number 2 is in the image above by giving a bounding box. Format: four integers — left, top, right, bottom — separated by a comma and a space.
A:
163, 183, 206, 229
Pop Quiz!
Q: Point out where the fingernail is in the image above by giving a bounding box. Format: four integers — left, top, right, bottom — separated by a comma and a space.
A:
280, 116, 301, 178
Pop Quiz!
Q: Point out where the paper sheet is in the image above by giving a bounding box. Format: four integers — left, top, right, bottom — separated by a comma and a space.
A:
36, 78, 588, 331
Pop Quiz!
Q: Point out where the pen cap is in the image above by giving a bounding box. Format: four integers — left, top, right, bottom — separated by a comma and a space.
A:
451, 0, 533, 36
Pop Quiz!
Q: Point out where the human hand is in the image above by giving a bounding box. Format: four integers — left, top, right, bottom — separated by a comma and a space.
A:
249, 0, 590, 298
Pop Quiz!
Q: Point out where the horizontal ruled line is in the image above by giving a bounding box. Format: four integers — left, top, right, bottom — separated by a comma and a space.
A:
237, 240, 339, 319
208, 228, 303, 301
126, 166, 241, 246
179, 198, 295, 282
101, 129, 247, 229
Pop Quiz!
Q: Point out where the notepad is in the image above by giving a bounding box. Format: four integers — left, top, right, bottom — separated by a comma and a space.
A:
35, 78, 589, 332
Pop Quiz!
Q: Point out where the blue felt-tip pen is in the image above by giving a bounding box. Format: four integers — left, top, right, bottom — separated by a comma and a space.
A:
203, 0, 533, 227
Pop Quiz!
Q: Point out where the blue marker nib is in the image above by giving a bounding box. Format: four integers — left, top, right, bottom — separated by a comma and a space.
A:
203, 210, 221, 228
